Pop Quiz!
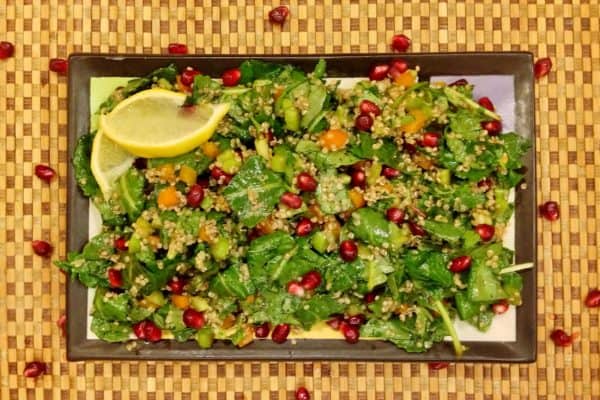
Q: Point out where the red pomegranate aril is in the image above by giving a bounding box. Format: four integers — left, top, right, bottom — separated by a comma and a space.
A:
381, 165, 400, 179
428, 362, 450, 370
295, 387, 311, 400
167, 43, 188, 54
180, 67, 201, 87
364, 292, 377, 304
355, 114, 374, 131
23, 361, 47, 378
295, 218, 313, 237
114, 237, 128, 251
287, 281, 305, 297
271, 323, 291, 343
403, 142, 417, 155
534, 57, 552, 79
183, 309, 206, 329
268, 5, 289, 25
49, 58, 68, 75
57, 314, 67, 337
327, 315, 344, 330
340, 321, 360, 344
478, 97, 495, 111
391, 34, 411, 53
143, 320, 162, 342
197, 176, 210, 188
0, 41, 15, 59
388, 58, 409, 75
449, 255, 472, 273
492, 299, 509, 315
346, 314, 366, 327
474, 224, 495, 242
133, 157, 148, 170
32, 240, 53, 257
300, 270, 322, 290
359, 99, 381, 117
296, 172, 318, 192
481, 120, 502, 136
449, 78, 468, 86
167, 277, 186, 295
386, 207, 405, 224
421, 132, 441, 148
339, 240, 358, 262
221, 68, 241, 87
34, 164, 56, 183
550, 329, 573, 347
210, 166, 232, 185
477, 178, 493, 192
350, 170, 366, 188
107, 268, 123, 288
132, 321, 147, 340
585, 289, 600, 308
254, 322, 271, 338
539, 201, 560, 221
186, 184, 205, 208
408, 221, 426, 236
369, 64, 390, 81
280, 192, 303, 209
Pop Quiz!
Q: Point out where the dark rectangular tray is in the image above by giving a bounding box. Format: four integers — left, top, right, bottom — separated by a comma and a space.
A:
67, 53, 536, 362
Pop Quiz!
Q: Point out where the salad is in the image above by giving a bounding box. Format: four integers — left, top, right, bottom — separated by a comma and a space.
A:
58, 59, 530, 355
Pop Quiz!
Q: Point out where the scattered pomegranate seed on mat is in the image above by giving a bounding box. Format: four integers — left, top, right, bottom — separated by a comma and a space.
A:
550, 329, 573, 347
391, 34, 411, 52
34, 164, 56, 183
32, 240, 53, 257
539, 201, 560, 221
534, 57, 552, 79
295, 387, 310, 400
0, 41, 15, 59
56, 314, 67, 337
268, 6, 289, 24
167, 43, 188, 54
49, 58, 68, 75
585, 289, 600, 308
23, 361, 47, 378
428, 362, 450, 370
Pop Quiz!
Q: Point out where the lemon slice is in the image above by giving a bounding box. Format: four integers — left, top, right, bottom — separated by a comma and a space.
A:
99, 88, 230, 158
91, 129, 136, 199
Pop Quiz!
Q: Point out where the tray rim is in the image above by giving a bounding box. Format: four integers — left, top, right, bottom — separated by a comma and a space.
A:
66, 52, 537, 362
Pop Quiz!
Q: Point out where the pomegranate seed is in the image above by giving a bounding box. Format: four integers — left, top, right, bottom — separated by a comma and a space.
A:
221, 68, 242, 87
23, 361, 47, 378
167, 277, 186, 295
339, 240, 358, 262
350, 170, 366, 188
403, 142, 417, 155
381, 165, 400, 179
280, 192, 303, 209
346, 314, 366, 326
386, 207, 405, 224
183, 309, 206, 329
49, 58, 68, 75
327, 315, 344, 330
388, 58, 409, 80
449, 78, 468, 86
210, 166, 232, 185
254, 322, 271, 338
477, 178, 493, 192
143, 320, 162, 342
114, 237, 128, 251
585, 289, 600, 308
133, 157, 148, 170
295, 218, 313, 237
359, 100, 381, 117
449, 255, 472, 273
428, 362, 450, 370
57, 314, 67, 337
167, 43, 188, 55
474, 224, 495, 242
408, 221, 426, 236
197, 176, 210, 188
287, 281, 305, 297
492, 299, 509, 315
186, 184, 205, 208
34, 164, 56, 183
539, 201, 560, 221
295, 387, 311, 400
296, 172, 318, 192
0, 41, 15, 59
300, 270, 322, 290
355, 114, 374, 131
481, 120, 502, 136
363, 292, 377, 304
534, 57, 552, 79
369, 64, 390, 81
421, 132, 441, 147
132, 321, 147, 340
478, 97, 495, 111
271, 323, 291, 343
550, 329, 573, 347
107, 268, 123, 288
340, 321, 360, 344
391, 34, 411, 52
32, 240, 53, 257
180, 67, 201, 87
268, 5, 290, 25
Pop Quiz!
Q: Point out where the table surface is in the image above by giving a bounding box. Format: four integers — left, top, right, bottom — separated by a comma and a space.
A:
1, 1, 598, 399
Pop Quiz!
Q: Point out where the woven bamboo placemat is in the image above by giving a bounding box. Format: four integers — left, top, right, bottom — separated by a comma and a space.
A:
1, 1, 598, 398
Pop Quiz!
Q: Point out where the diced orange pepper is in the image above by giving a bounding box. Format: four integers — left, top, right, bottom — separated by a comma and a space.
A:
349, 188, 366, 209
157, 186, 180, 208
176, 75, 191, 94
172, 294, 190, 309
319, 129, 349, 150
221, 314, 236, 329
198, 224, 216, 244
158, 163, 176, 182
201, 142, 220, 159
236, 325, 255, 348
273, 86, 285, 100
178, 165, 197, 186
394, 70, 416, 88
401, 109, 427, 134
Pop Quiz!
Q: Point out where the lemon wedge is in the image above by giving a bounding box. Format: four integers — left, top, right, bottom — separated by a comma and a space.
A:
99, 88, 230, 158
91, 129, 136, 199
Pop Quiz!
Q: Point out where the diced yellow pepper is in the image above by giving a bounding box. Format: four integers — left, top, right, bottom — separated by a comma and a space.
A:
401, 109, 427, 134
201, 142, 220, 159
172, 294, 190, 309
178, 165, 197, 186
